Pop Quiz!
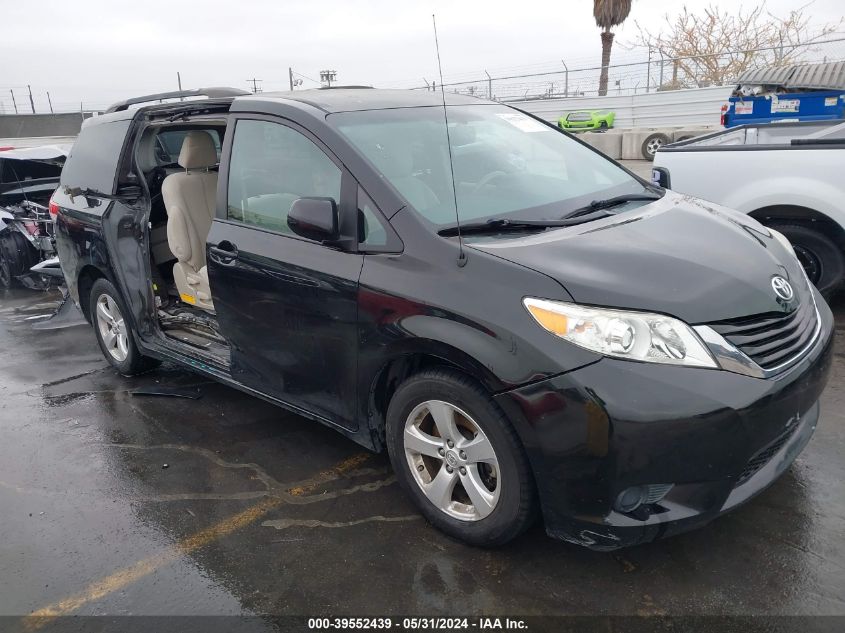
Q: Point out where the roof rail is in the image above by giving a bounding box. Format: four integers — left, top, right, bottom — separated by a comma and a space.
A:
105, 87, 251, 113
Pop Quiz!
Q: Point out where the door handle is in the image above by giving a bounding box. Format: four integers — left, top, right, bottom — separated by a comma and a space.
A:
208, 241, 239, 264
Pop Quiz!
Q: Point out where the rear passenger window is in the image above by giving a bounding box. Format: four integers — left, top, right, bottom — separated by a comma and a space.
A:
60, 119, 132, 194
226, 119, 341, 235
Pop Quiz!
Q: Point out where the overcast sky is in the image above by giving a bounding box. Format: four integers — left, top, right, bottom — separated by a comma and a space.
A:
1, 0, 843, 112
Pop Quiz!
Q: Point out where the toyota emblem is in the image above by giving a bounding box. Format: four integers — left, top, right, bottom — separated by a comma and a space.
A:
771, 276, 794, 301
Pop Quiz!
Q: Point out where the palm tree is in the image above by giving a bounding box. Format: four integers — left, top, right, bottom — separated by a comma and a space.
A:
594, 0, 633, 96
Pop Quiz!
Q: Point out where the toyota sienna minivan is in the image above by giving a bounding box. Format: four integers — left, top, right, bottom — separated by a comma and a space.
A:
52, 87, 833, 548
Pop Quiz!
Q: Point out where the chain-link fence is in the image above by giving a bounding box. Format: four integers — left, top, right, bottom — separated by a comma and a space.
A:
2, 35, 845, 115
403, 36, 845, 102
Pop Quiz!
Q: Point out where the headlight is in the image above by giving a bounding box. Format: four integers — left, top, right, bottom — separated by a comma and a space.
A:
523, 298, 718, 368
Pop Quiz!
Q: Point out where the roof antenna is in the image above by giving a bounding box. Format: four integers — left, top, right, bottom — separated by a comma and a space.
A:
432, 14, 467, 268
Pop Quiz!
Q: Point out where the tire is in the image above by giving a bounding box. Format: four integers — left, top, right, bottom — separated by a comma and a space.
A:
385, 368, 537, 546
0, 231, 39, 288
599, 120, 609, 130
89, 278, 160, 375
768, 223, 845, 298
641, 133, 670, 160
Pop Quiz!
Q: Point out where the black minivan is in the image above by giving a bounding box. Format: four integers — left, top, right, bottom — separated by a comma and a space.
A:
53, 87, 833, 549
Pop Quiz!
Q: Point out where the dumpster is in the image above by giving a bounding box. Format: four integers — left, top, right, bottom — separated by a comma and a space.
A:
722, 61, 845, 127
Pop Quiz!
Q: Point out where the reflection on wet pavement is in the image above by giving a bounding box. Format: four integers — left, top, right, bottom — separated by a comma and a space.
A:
0, 287, 843, 618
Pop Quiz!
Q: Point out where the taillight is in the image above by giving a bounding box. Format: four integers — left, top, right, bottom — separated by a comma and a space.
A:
49, 198, 60, 219
720, 103, 729, 127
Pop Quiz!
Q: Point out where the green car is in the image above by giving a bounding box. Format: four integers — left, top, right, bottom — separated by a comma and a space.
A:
558, 110, 616, 131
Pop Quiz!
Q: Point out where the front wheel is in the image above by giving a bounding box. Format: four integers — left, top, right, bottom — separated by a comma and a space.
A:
89, 278, 160, 375
386, 369, 537, 546
0, 231, 39, 288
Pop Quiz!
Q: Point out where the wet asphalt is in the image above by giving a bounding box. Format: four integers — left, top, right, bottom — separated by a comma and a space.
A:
0, 287, 843, 622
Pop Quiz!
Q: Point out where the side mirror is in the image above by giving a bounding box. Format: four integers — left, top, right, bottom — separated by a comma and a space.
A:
287, 197, 340, 243
651, 167, 670, 189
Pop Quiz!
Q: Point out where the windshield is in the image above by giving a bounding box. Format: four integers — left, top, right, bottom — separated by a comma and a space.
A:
331, 104, 645, 227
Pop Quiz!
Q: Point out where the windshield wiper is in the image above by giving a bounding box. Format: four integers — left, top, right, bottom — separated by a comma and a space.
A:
562, 191, 663, 220
438, 211, 613, 237
63, 185, 142, 201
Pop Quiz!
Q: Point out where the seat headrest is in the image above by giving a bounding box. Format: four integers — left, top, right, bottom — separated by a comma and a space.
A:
136, 132, 159, 172
178, 131, 217, 170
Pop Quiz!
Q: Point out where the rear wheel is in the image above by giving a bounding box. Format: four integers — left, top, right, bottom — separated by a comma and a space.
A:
769, 223, 844, 298
386, 368, 537, 546
89, 278, 160, 375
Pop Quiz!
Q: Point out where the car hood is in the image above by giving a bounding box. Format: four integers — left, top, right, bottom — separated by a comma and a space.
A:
468, 191, 807, 324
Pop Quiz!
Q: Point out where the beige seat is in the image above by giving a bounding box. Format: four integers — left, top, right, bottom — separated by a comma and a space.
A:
161, 131, 218, 312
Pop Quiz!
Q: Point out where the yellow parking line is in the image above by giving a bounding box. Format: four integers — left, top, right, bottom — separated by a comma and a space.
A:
24, 497, 280, 631
288, 452, 370, 496
23, 452, 372, 629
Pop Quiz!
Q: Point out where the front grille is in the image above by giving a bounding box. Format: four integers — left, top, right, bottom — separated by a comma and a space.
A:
735, 424, 798, 487
708, 299, 818, 371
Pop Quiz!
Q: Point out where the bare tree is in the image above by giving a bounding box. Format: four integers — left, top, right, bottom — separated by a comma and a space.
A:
633, 2, 842, 89
594, 0, 633, 96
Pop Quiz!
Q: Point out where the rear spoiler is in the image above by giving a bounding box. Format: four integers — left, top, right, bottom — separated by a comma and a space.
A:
105, 87, 251, 113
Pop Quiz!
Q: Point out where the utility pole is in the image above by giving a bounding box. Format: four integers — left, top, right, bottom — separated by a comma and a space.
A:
27, 85, 35, 113
289, 67, 294, 91
485, 71, 492, 100
10, 89, 18, 114
561, 60, 569, 98
47, 91, 54, 113
246, 78, 263, 93
319, 70, 337, 88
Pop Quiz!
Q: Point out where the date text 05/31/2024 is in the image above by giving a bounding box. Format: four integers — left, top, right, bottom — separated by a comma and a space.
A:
307, 618, 529, 630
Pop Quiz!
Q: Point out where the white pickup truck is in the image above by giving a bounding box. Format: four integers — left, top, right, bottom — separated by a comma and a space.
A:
652, 120, 845, 296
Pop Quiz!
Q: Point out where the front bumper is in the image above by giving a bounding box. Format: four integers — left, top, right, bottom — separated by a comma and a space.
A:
494, 290, 834, 550
560, 121, 598, 131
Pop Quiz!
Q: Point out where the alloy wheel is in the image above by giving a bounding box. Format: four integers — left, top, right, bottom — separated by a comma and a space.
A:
403, 400, 500, 521
95, 293, 129, 362
646, 137, 665, 155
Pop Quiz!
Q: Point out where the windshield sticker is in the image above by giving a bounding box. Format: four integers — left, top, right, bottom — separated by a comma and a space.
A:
495, 112, 549, 133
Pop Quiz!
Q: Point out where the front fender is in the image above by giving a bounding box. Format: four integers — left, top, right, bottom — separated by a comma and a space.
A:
724, 176, 845, 226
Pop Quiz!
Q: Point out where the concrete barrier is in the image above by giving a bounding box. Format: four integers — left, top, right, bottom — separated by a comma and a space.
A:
579, 131, 623, 159
0, 113, 94, 138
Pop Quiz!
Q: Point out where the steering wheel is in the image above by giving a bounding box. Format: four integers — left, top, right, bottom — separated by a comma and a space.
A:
473, 171, 509, 193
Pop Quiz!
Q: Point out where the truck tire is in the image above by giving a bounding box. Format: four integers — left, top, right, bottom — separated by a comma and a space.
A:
0, 231, 39, 288
769, 223, 844, 298
641, 133, 670, 160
